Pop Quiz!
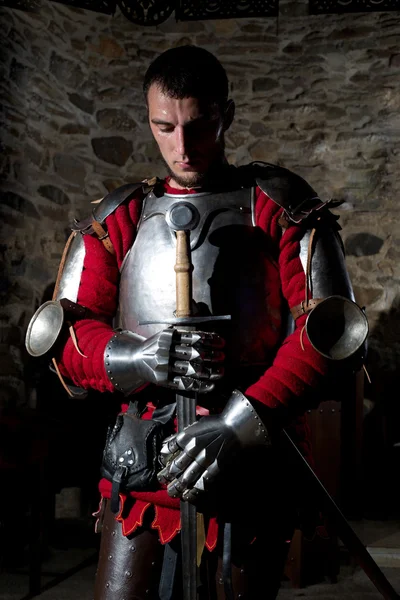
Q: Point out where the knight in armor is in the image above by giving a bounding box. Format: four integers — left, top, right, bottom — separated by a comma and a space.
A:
26, 45, 368, 599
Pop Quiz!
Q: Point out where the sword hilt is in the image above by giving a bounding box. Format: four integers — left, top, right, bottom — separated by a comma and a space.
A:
175, 229, 193, 319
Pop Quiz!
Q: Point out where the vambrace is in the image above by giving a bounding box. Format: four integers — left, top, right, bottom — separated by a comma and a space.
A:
104, 329, 170, 394
221, 389, 271, 447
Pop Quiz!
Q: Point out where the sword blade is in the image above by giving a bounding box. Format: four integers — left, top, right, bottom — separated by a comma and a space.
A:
283, 430, 400, 600
177, 392, 198, 600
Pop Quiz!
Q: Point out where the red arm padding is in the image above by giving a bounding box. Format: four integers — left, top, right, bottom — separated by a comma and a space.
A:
246, 189, 329, 412
57, 197, 142, 392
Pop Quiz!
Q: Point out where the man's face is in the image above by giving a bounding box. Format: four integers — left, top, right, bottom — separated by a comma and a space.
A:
147, 84, 229, 189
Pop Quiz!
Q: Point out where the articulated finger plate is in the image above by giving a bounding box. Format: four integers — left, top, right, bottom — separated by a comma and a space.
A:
181, 461, 220, 503
177, 330, 225, 349
172, 376, 216, 393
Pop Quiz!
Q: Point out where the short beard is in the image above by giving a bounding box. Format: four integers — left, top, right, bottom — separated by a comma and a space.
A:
163, 137, 226, 189
164, 162, 207, 189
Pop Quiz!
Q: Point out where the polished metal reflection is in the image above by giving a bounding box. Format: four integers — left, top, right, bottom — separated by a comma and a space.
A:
114, 187, 275, 369
299, 228, 354, 300
25, 300, 64, 357
54, 232, 85, 302
165, 202, 200, 231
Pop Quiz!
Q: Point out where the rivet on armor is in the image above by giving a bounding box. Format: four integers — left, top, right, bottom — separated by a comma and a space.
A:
112, 530, 116, 536
240, 568, 245, 574
151, 561, 156, 566
106, 582, 110, 588
128, 459, 133, 465
108, 554, 113, 560
130, 544, 136, 551
119, 457, 124, 463
125, 570, 132, 578
127, 449, 132, 455
218, 577, 223, 585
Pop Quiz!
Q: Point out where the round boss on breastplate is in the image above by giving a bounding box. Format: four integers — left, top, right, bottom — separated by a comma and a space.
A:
165, 202, 200, 231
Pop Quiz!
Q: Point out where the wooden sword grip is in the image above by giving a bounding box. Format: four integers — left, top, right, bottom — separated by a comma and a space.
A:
174, 229, 193, 318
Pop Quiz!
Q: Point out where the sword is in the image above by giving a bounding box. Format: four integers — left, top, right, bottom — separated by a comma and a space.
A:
164, 201, 231, 600
174, 225, 199, 600
282, 430, 400, 600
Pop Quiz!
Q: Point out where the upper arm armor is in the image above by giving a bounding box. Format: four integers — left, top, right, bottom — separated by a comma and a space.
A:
53, 231, 85, 303
55, 180, 153, 300
252, 162, 368, 362
25, 180, 153, 358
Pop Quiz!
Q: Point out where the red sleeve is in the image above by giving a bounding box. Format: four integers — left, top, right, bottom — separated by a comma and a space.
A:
246, 188, 330, 412
57, 195, 142, 392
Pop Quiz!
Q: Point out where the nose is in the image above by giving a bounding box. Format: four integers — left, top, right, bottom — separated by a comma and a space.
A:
175, 125, 188, 157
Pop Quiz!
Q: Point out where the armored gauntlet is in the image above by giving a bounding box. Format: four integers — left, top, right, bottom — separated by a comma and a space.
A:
158, 390, 270, 503
104, 327, 224, 395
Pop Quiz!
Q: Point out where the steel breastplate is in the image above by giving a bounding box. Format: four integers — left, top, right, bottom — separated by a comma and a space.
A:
115, 186, 282, 373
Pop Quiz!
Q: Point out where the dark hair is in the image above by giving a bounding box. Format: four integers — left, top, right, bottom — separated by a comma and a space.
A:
143, 45, 229, 108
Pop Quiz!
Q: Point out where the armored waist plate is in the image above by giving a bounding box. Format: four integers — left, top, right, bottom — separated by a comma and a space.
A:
115, 186, 282, 370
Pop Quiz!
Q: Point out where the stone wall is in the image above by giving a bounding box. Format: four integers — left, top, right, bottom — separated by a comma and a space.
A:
1, 1, 400, 421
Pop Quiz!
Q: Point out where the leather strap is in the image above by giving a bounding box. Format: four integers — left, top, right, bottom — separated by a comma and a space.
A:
222, 521, 234, 600
91, 220, 115, 255
159, 542, 178, 600
290, 224, 324, 320
290, 298, 324, 320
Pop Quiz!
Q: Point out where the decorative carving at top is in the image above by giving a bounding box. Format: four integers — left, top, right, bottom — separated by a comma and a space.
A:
117, 0, 175, 25
177, 0, 278, 21
51, 0, 116, 14
309, 0, 400, 14
0, 0, 41, 11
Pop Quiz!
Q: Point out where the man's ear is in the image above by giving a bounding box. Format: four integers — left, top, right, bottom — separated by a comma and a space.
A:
222, 99, 235, 132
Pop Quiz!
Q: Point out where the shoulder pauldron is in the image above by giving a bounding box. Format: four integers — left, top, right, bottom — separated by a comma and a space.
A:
72, 180, 156, 234
251, 161, 328, 223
